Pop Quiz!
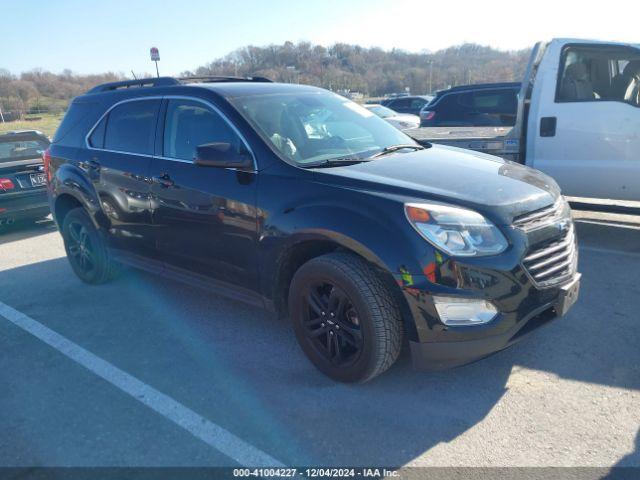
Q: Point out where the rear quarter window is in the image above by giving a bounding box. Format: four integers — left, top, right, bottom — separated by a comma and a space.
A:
52, 101, 97, 144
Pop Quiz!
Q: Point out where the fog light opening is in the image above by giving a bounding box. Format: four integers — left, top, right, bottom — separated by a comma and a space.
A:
433, 296, 498, 326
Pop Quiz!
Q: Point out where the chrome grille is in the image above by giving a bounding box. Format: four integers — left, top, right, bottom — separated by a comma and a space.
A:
513, 200, 562, 231
523, 226, 577, 287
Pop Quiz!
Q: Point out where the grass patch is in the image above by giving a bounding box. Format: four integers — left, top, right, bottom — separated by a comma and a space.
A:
0, 113, 64, 138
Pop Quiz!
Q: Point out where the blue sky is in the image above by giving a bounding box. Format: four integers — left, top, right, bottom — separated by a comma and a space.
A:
3, 0, 637, 75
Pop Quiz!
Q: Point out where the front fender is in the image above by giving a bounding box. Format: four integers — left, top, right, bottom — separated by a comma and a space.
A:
259, 201, 426, 293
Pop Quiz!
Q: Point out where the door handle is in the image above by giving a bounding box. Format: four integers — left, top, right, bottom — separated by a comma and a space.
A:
540, 117, 557, 137
152, 173, 174, 188
80, 159, 101, 170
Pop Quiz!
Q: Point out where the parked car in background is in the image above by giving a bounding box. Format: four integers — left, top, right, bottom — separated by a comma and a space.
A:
364, 104, 420, 130
419, 82, 520, 127
47, 76, 580, 383
0, 130, 50, 226
384, 92, 409, 99
381, 95, 434, 116
409, 38, 640, 202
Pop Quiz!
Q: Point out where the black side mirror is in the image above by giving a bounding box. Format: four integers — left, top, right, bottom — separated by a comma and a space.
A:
194, 142, 253, 169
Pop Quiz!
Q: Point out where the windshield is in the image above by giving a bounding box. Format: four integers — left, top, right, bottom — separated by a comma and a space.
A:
0, 138, 48, 163
366, 105, 397, 118
229, 90, 416, 165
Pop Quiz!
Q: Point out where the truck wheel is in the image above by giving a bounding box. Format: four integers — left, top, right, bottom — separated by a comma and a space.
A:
288, 252, 403, 383
62, 208, 120, 284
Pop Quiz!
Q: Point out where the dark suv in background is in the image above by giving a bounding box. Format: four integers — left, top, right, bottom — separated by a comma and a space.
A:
46, 76, 580, 383
419, 82, 520, 127
0, 130, 50, 226
381, 95, 433, 116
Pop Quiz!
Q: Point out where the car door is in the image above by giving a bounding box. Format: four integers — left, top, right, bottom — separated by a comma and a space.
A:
149, 97, 259, 290
527, 41, 640, 201
83, 98, 160, 258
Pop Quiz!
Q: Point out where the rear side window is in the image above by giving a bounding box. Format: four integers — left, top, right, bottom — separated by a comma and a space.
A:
410, 98, 427, 110
432, 89, 517, 126
388, 98, 410, 110
163, 99, 242, 161
103, 99, 160, 155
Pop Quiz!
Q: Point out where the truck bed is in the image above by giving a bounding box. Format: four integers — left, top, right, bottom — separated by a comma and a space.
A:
407, 126, 520, 161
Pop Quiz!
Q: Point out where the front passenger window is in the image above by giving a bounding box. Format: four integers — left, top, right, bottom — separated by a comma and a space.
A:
163, 99, 243, 161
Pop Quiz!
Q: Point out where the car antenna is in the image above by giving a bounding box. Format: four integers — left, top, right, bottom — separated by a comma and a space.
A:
131, 70, 138, 80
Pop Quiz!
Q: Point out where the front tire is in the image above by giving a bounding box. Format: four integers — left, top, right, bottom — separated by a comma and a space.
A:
62, 208, 120, 284
288, 252, 403, 383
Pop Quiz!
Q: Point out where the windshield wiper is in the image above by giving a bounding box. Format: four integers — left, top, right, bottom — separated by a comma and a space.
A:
301, 157, 370, 168
370, 144, 425, 159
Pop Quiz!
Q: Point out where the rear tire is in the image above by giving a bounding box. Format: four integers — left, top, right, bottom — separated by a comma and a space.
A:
288, 252, 403, 383
62, 208, 120, 284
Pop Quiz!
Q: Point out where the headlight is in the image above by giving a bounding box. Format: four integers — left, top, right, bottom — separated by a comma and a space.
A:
405, 203, 508, 257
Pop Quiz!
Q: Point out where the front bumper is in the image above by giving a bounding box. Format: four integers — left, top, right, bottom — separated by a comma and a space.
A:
0, 189, 50, 224
398, 263, 581, 370
409, 295, 565, 370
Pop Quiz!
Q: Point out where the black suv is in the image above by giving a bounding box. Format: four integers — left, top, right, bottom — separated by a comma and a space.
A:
420, 82, 520, 127
0, 130, 50, 226
46, 77, 580, 383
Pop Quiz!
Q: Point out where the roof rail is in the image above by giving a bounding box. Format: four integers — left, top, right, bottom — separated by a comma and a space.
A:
87, 77, 180, 94
86, 75, 273, 95
179, 75, 273, 84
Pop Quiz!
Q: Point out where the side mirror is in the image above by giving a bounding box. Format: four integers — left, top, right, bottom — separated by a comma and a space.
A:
194, 142, 253, 169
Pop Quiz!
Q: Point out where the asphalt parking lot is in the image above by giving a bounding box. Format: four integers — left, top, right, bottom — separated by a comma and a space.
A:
0, 211, 638, 469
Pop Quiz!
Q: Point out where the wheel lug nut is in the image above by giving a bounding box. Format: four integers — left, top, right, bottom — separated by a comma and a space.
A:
330, 312, 335, 317
321, 312, 325, 316
321, 323, 325, 327
330, 331, 334, 335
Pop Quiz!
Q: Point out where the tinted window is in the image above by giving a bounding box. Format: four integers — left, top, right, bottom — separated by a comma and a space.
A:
389, 98, 411, 109
163, 99, 242, 161
104, 100, 160, 155
88, 116, 106, 148
410, 98, 427, 110
431, 89, 517, 126
52, 101, 95, 143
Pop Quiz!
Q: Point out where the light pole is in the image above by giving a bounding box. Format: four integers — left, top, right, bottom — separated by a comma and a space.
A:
428, 60, 434, 94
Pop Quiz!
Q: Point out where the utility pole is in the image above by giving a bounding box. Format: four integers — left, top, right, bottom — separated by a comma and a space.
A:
428, 60, 434, 94
0, 103, 4, 123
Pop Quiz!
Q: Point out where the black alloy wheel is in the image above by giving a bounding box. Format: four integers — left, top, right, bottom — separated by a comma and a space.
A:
62, 207, 120, 284
303, 282, 363, 367
289, 252, 403, 383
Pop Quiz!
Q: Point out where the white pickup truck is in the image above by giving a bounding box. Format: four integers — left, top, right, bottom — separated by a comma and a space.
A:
409, 38, 640, 202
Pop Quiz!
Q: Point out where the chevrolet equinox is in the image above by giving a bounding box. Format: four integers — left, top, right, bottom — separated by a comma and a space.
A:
45, 76, 581, 383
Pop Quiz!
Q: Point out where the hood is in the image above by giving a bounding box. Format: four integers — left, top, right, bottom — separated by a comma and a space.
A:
312, 144, 561, 225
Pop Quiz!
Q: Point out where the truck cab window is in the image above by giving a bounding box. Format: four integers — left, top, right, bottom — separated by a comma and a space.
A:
557, 46, 640, 106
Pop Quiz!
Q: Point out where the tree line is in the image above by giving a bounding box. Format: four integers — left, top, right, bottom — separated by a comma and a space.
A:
0, 42, 531, 120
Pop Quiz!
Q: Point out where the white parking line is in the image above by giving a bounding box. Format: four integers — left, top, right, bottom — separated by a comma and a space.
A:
0, 300, 284, 467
